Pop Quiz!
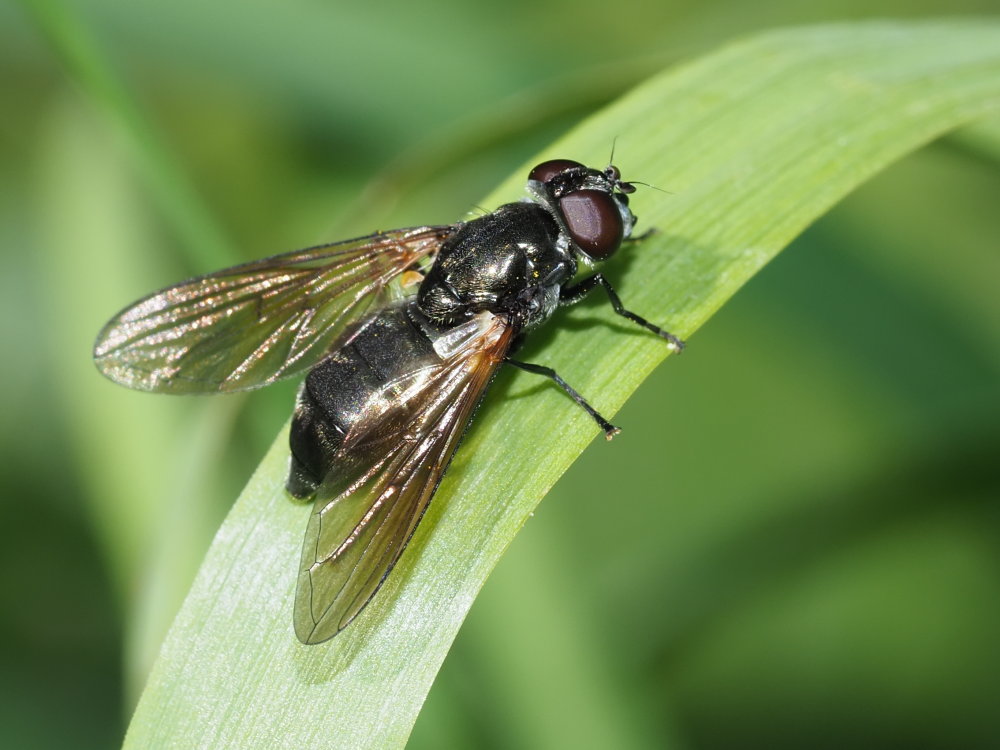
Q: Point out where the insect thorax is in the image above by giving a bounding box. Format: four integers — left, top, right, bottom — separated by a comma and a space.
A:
416, 202, 575, 327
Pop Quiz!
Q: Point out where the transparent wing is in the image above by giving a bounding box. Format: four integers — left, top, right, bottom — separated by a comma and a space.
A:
93, 226, 454, 393
294, 315, 515, 644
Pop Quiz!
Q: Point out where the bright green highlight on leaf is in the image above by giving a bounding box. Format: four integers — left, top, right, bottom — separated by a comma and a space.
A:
123, 21, 1000, 750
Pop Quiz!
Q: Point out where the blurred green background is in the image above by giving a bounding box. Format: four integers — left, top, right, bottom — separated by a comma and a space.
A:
2, 1, 999, 748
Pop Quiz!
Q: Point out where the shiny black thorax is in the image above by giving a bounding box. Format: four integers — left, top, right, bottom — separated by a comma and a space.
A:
417, 201, 575, 328
288, 202, 576, 498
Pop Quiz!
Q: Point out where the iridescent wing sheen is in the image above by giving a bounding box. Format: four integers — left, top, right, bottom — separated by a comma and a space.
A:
294, 315, 515, 644
93, 226, 454, 393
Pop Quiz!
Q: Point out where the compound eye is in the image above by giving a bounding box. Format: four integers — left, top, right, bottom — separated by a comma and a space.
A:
558, 189, 624, 261
529, 159, 586, 183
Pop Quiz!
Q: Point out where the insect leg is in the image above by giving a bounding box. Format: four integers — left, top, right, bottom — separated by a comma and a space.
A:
560, 273, 685, 352
505, 358, 620, 440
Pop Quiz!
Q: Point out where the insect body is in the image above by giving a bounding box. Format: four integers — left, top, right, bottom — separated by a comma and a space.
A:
94, 158, 684, 643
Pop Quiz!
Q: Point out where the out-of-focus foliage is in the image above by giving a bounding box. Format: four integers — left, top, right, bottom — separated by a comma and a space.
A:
1, 1, 998, 749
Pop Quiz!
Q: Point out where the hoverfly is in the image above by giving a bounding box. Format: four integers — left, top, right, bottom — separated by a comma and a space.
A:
94, 158, 684, 644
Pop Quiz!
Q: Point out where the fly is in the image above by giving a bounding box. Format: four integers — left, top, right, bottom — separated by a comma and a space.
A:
93, 158, 685, 643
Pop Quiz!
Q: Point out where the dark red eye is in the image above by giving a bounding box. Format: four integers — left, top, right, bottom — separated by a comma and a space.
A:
528, 159, 586, 184
558, 189, 624, 261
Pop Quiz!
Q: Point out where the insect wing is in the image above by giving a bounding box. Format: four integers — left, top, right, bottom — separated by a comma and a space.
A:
93, 226, 454, 393
294, 315, 514, 644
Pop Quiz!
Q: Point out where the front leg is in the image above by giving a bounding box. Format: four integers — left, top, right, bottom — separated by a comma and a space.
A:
560, 273, 685, 352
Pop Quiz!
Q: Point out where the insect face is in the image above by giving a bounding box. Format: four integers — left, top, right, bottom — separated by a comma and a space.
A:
528, 158, 637, 262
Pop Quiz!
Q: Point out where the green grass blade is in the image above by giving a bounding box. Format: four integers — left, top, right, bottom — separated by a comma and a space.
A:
951, 114, 1000, 163
123, 21, 1000, 750
21, 0, 237, 269
22, 0, 250, 693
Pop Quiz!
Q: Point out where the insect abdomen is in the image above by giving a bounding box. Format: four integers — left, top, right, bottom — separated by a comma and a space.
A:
286, 303, 440, 498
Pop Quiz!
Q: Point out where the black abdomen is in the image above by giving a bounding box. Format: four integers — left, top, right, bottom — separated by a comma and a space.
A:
286, 302, 441, 497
